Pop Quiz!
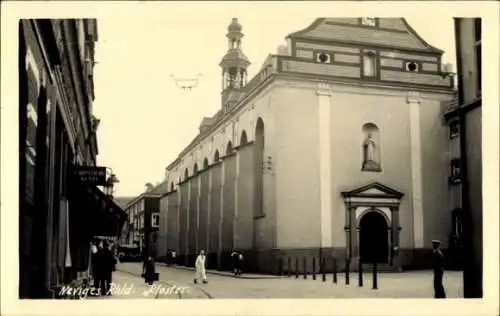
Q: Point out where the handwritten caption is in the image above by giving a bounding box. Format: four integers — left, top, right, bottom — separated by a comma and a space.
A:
59, 283, 190, 299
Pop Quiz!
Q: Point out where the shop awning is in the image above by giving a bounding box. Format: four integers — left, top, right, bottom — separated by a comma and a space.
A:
71, 176, 128, 238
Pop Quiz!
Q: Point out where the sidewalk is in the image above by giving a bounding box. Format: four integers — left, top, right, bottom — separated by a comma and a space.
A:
159, 262, 282, 279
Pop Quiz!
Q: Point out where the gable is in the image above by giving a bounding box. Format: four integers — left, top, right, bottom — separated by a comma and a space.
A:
287, 18, 442, 53
341, 182, 404, 199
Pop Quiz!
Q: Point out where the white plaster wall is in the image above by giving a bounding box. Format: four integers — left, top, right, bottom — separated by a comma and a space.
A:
328, 84, 413, 249
272, 80, 322, 248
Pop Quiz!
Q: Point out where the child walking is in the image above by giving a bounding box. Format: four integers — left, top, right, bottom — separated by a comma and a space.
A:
194, 250, 208, 284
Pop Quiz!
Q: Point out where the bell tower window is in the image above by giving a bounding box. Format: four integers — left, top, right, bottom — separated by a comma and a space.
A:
220, 17, 250, 94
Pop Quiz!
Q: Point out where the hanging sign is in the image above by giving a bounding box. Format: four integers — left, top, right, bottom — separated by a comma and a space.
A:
74, 166, 107, 186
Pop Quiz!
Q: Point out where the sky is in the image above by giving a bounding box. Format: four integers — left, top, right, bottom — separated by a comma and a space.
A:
92, 9, 456, 197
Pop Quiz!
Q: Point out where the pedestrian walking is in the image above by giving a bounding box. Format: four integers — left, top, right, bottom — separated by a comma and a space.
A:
101, 240, 115, 296
142, 255, 157, 285
93, 240, 104, 295
231, 251, 244, 277
171, 250, 177, 266
432, 240, 446, 298
90, 240, 99, 288
194, 250, 208, 284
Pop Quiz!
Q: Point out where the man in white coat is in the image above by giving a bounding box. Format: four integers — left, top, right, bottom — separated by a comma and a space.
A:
194, 250, 208, 284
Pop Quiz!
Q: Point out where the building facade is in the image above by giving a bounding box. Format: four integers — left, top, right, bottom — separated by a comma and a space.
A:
444, 18, 482, 298
159, 18, 455, 273
19, 19, 126, 298
123, 183, 168, 257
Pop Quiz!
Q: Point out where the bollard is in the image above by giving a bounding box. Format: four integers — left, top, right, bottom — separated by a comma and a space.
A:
287, 257, 291, 277
295, 258, 299, 279
312, 258, 316, 280
345, 258, 350, 285
303, 257, 307, 279
321, 258, 326, 282
372, 262, 378, 290
358, 259, 363, 287
333, 257, 338, 284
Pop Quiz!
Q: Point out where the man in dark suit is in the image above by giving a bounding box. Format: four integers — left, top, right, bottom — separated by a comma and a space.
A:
432, 240, 446, 298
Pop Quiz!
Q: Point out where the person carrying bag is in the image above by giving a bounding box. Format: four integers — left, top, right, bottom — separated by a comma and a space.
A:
142, 255, 159, 285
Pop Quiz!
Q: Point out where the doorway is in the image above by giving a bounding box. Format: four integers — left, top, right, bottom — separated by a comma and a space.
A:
359, 210, 389, 264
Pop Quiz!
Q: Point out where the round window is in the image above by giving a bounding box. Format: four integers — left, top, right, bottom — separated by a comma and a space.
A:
407, 62, 418, 72
318, 53, 329, 63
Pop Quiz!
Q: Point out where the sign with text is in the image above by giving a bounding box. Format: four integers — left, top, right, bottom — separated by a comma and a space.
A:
74, 166, 107, 186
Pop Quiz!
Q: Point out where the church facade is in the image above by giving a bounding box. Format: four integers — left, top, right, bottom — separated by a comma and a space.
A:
158, 17, 455, 272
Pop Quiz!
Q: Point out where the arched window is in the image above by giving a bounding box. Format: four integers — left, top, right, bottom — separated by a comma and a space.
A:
214, 149, 220, 162
203, 158, 209, 169
226, 141, 234, 155
170, 182, 174, 191
254, 117, 265, 217
193, 163, 198, 175
362, 123, 381, 172
184, 168, 189, 180
240, 130, 248, 146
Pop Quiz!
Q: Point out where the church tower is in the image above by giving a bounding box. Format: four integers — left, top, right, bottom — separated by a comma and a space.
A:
219, 18, 251, 109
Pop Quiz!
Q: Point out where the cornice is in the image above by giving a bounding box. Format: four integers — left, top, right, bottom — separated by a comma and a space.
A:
273, 72, 454, 98
169, 75, 277, 170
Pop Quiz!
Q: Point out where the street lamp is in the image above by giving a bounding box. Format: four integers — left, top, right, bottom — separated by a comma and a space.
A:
104, 168, 120, 197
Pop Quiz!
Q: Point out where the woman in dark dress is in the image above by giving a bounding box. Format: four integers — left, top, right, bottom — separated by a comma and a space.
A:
142, 256, 156, 285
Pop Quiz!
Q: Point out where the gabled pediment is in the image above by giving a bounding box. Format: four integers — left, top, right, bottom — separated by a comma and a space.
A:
341, 182, 404, 199
287, 18, 443, 54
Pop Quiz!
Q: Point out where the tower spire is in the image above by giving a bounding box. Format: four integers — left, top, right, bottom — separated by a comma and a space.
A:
219, 18, 251, 94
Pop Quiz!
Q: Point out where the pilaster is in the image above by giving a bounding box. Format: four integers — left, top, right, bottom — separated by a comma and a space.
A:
207, 168, 212, 251
196, 174, 202, 252
317, 82, 333, 249
407, 91, 424, 249
218, 161, 226, 268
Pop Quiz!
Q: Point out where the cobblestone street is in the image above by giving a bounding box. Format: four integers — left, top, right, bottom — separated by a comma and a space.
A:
117, 262, 463, 299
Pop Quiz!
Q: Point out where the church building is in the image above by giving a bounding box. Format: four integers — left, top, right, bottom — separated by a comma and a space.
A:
158, 17, 456, 273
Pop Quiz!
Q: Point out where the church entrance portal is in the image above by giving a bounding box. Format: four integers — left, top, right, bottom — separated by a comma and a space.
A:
359, 211, 389, 264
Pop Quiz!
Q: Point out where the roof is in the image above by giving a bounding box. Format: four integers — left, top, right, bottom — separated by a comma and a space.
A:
286, 18, 443, 54
113, 196, 135, 209
149, 181, 169, 195
219, 49, 251, 67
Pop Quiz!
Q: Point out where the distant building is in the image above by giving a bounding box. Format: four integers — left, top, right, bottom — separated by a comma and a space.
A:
160, 18, 455, 272
18, 19, 126, 298
444, 18, 482, 298
114, 196, 135, 210
123, 183, 168, 257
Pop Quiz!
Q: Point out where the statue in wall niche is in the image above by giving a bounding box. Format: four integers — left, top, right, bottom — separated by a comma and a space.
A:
362, 132, 379, 169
